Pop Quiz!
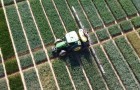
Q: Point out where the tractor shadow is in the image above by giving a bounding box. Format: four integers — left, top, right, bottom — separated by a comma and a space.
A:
60, 48, 94, 68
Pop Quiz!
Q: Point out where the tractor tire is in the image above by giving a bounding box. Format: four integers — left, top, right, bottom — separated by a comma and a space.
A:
73, 46, 81, 51
59, 50, 67, 56
55, 39, 62, 44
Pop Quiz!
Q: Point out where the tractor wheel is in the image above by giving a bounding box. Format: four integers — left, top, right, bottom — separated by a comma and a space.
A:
59, 50, 67, 56
73, 46, 81, 51
55, 39, 62, 44
52, 47, 58, 57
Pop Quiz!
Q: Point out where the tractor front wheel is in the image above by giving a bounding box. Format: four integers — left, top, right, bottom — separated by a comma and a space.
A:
59, 50, 67, 56
55, 39, 62, 45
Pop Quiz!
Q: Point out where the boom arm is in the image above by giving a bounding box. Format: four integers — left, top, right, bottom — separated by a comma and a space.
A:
72, 6, 105, 74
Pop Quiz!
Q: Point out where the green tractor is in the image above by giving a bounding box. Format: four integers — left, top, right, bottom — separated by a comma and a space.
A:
52, 29, 89, 56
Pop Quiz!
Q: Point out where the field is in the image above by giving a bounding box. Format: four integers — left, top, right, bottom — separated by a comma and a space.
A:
0, 0, 140, 89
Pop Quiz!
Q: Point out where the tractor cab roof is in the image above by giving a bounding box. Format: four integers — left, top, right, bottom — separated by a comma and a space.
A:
65, 31, 79, 43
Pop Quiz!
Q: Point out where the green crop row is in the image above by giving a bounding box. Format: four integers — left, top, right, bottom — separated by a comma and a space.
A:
115, 36, 140, 82
37, 62, 57, 90
126, 32, 140, 57
19, 49, 47, 69
0, 63, 4, 77
119, 20, 133, 32
5, 58, 19, 74
41, 0, 65, 38
54, 0, 77, 32
23, 68, 41, 90
103, 40, 139, 89
80, 0, 103, 28
18, 2, 42, 49
131, 16, 140, 28
67, 0, 90, 30
96, 29, 110, 41
52, 59, 73, 90
0, 8, 14, 59
118, 0, 137, 16
93, 45, 123, 90
19, 54, 33, 69
2, 0, 25, 6
33, 49, 46, 64
79, 50, 106, 90
29, 0, 54, 45
131, 0, 140, 13
92, 0, 115, 24
8, 73, 24, 90
108, 24, 122, 37
5, 5, 28, 54
105, 0, 126, 20
0, 78, 8, 90
66, 53, 90, 90
89, 32, 98, 44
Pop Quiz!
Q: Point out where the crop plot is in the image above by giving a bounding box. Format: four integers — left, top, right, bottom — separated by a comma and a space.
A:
8, 73, 24, 90
17, 1, 42, 49
115, 36, 140, 82
103, 40, 139, 89
118, 0, 138, 16
41, 0, 66, 38
37, 62, 57, 90
108, 24, 122, 37
127, 32, 140, 57
0, 8, 14, 59
29, 0, 55, 45
131, 16, 140, 29
65, 53, 90, 90
0, 78, 9, 90
92, 0, 115, 24
80, 0, 103, 29
23, 68, 41, 90
67, 0, 90, 29
5, 5, 28, 54
52, 60, 74, 90
131, 0, 140, 13
94, 45, 124, 90
78, 50, 107, 90
53, 0, 78, 32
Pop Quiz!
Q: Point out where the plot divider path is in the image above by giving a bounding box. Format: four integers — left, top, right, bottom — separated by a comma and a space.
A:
39, 0, 77, 89
1, 0, 27, 90
0, 48, 11, 90
13, 0, 44, 89
27, 0, 62, 90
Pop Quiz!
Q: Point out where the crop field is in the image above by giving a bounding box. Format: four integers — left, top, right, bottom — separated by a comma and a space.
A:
0, 0, 140, 90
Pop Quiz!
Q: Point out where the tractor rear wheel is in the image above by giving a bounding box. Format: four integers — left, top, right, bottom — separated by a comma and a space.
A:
59, 50, 67, 56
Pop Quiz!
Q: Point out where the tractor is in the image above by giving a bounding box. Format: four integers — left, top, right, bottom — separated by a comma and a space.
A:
52, 29, 89, 56
52, 6, 90, 57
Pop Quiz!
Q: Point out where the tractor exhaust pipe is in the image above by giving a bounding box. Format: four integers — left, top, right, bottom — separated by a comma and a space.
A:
72, 6, 84, 29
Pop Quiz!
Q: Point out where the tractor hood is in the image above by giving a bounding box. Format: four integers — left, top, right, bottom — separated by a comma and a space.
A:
65, 31, 79, 43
